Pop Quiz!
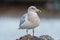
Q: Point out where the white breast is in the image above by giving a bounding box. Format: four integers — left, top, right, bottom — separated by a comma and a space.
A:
28, 12, 40, 28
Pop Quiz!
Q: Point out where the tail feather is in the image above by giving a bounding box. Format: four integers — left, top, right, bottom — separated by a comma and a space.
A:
18, 25, 21, 30
18, 27, 21, 30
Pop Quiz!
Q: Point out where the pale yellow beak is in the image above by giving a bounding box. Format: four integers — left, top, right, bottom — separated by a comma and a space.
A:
36, 9, 41, 13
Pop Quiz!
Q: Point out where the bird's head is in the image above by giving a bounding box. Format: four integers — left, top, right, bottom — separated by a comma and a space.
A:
28, 6, 41, 13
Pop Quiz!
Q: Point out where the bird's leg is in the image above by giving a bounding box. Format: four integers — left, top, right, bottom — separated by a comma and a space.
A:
26, 29, 28, 35
33, 28, 34, 36
26, 29, 29, 40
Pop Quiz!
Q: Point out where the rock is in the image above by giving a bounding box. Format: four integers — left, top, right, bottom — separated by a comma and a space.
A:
39, 35, 54, 40
16, 34, 54, 40
16, 34, 40, 40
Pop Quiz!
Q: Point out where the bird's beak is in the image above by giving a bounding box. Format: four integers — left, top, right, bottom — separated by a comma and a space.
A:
36, 9, 41, 13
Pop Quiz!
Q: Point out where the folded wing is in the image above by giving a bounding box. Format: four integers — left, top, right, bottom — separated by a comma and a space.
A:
19, 13, 27, 29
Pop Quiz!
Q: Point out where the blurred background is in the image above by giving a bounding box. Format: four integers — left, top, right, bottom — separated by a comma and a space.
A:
0, 0, 60, 40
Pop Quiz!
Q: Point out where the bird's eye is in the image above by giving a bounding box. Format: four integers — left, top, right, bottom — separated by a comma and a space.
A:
31, 8, 35, 10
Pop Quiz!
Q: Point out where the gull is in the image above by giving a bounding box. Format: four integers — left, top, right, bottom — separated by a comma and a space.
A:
19, 6, 41, 36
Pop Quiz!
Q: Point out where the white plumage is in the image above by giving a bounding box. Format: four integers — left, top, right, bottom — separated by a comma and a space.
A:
19, 6, 41, 36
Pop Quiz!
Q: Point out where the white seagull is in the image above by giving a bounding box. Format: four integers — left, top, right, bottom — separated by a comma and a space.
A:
19, 6, 41, 36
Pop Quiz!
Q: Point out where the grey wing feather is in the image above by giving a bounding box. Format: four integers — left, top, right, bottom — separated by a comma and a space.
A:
19, 14, 27, 26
